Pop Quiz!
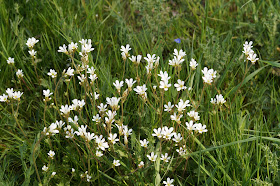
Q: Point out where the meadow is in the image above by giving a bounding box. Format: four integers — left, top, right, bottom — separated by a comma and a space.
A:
1, 0, 280, 185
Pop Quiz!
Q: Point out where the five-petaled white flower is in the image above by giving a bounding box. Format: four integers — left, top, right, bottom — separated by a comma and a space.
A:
163, 177, 174, 186
147, 152, 157, 162
113, 159, 121, 167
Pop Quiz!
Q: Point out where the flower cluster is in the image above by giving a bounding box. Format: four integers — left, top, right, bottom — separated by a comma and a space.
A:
242, 41, 259, 64
201, 67, 217, 84
144, 54, 160, 75
26, 37, 39, 59
169, 49, 186, 67
0, 88, 23, 102
210, 94, 226, 105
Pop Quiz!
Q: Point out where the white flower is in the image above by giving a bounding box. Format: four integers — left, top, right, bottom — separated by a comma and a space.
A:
64, 67, 75, 78
28, 50, 37, 57
242, 41, 254, 56
140, 139, 149, 148
86, 174, 92, 182
55, 120, 65, 129
160, 153, 171, 163
190, 58, 198, 70
134, 84, 147, 98
186, 120, 196, 131
113, 159, 121, 167
0, 94, 8, 102
26, 37, 39, 48
44, 123, 59, 136
161, 126, 175, 140
16, 69, 24, 79
58, 44, 68, 54
215, 94, 226, 105
6, 88, 14, 98
144, 54, 156, 64
113, 80, 124, 93
77, 74, 86, 85
92, 114, 102, 124
210, 98, 216, 104
43, 89, 53, 102
60, 104, 71, 116
108, 133, 119, 144
47, 69, 57, 78
176, 146, 187, 156
81, 42, 94, 54
201, 67, 217, 85
96, 150, 103, 157
158, 71, 171, 81
247, 52, 259, 64
75, 125, 88, 137
152, 128, 162, 139
173, 133, 182, 143
51, 172, 56, 177
120, 44, 131, 58
194, 123, 208, 133
12, 91, 23, 101
170, 112, 182, 124
105, 110, 116, 125
64, 125, 75, 139
159, 80, 171, 91
125, 78, 136, 91
42, 165, 48, 172
202, 74, 213, 84
106, 97, 121, 110
173, 49, 186, 59
84, 132, 95, 142
7, 57, 14, 65
68, 115, 79, 125
68, 42, 78, 53
129, 55, 142, 65
169, 56, 184, 67
72, 168, 75, 173
95, 135, 109, 151
87, 66, 96, 75
48, 150, 55, 159
164, 102, 174, 112
123, 125, 133, 137
138, 161, 144, 168
187, 110, 200, 121
174, 79, 186, 91
163, 177, 174, 186
147, 152, 157, 162
155, 56, 160, 67
97, 103, 107, 113
176, 99, 190, 112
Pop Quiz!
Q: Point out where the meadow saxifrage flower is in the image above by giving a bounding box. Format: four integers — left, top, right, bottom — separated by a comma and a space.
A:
47, 69, 57, 78
140, 139, 149, 148
16, 69, 24, 79
58, 44, 68, 54
174, 79, 186, 91
160, 153, 171, 163
163, 177, 174, 186
48, 150, 55, 159
7, 57, 14, 65
189, 58, 198, 70
113, 159, 121, 167
147, 152, 157, 162
164, 102, 174, 112
26, 37, 39, 48
42, 165, 48, 172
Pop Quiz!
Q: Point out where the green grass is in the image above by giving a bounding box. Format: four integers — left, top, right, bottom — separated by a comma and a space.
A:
1, 0, 280, 185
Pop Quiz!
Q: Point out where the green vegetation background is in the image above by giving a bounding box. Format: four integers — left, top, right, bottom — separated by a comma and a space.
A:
0, 0, 280, 185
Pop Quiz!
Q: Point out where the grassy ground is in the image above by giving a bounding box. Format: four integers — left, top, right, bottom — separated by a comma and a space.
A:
1, 0, 280, 185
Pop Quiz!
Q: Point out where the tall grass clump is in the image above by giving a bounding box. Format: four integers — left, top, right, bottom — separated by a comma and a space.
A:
1, 0, 280, 185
